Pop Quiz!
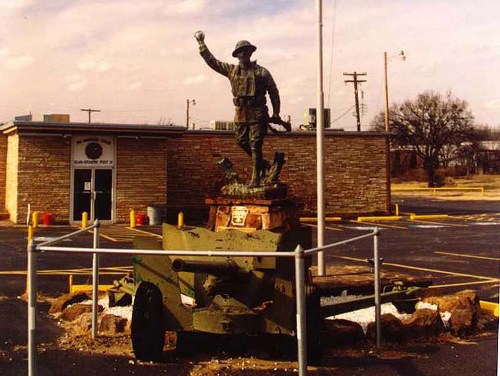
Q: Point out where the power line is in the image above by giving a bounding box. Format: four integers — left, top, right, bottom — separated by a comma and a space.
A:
330, 104, 356, 124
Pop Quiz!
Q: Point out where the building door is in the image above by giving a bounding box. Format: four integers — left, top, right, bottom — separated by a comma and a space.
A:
73, 169, 113, 222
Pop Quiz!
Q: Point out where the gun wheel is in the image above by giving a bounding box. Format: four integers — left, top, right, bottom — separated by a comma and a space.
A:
306, 283, 322, 365
131, 281, 165, 361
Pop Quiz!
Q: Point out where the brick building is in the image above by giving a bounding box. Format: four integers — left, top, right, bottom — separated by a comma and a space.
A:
0, 119, 391, 224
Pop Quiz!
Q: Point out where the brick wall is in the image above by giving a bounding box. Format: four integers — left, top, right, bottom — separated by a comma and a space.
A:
166, 131, 390, 217
0, 135, 7, 211
116, 138, 167, 222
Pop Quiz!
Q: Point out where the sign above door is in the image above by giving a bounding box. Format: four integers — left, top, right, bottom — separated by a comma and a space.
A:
72, 136, 115, 167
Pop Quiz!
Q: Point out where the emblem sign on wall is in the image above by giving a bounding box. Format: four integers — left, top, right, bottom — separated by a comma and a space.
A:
72, 136, 115, 167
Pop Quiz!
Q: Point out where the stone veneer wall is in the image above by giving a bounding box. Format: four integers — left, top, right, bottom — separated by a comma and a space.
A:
166, 131, 390, 217
115, 138, 168, 223
3, 131, 389, 224
14, 135, 72, 224
0, 135, 7, 211
5, 134, 19, 220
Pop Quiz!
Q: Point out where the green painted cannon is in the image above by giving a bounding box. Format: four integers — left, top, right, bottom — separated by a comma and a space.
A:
130, 223, 318, 361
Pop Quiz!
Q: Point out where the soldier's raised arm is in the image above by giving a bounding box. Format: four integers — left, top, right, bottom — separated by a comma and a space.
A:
194, 30, 231, 77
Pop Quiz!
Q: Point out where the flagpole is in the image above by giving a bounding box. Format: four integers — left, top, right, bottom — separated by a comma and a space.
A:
316, 0, 326, 276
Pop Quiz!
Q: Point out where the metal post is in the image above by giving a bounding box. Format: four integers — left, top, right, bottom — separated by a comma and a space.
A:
294, 245, 308, 375
384, 52, 389, 132
373, 228, 382, 347
316, 0, 326, 276
27, 241, 37, 376
92, 220, 100, 340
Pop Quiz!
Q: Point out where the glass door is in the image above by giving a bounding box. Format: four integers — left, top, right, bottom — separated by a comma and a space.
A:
73, 169, 113, 222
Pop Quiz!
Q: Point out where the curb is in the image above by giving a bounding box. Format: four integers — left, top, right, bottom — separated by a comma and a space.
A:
410, 214, 449, 220
300, 217, 342, 223
480, 300, 499, 317
357, 216, 402, 222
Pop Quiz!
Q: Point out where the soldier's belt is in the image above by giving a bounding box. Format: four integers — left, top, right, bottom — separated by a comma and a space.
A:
233, 96, 265, 107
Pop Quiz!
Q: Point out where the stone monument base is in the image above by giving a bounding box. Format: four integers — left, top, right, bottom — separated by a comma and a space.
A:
205, 197, 300, 232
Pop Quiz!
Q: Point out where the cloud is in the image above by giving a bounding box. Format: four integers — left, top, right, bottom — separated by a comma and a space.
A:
65, 74, 88, 91
4, 55, 33, 70
484, 99, 500, 109
163, 0, 205, 15
78, 59, 112, 73
0, 0, 34, 10
183, 74, 207, 85
127, 81, 143, 91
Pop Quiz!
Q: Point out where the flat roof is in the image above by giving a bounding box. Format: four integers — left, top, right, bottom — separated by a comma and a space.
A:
0, 121, 391, 138
0, 121, 187, 137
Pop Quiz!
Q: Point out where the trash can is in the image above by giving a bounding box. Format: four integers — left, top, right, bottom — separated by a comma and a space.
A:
147, 205, 163, 225
136, 213, 147, 226
42, 213, 54, 226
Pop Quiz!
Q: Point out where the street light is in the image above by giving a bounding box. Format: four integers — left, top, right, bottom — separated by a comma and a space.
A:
384, 50, 405, 131
186, 99, 196, 129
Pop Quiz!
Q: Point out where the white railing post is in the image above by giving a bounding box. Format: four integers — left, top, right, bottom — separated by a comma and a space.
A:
92, 220, 100, 340
27, 241, 37, 376
294, 244, 308, 375
373, 228, 382, 347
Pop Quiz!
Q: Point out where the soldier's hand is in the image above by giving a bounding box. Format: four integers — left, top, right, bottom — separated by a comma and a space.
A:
194, 30, 205, 44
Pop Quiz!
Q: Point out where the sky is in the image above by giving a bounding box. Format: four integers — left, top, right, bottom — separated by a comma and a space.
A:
1, 0, 499, 130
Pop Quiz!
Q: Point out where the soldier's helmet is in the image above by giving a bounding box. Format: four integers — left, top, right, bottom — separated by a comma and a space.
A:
232, 40, 257, 57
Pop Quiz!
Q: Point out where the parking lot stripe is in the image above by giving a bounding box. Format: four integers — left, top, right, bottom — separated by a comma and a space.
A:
98, 232, 118, 242
429, 280, 500, 289
304, 223, 343, 231
410, 219, 468, 227
334, 255, 498, 280
347, 220, 408, 230
127, 226, 163, 238
434, 251, 500, 261
0, 265, 133, 276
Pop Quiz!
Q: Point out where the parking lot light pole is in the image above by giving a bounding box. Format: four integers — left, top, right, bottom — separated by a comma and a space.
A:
384, 50, 406, 131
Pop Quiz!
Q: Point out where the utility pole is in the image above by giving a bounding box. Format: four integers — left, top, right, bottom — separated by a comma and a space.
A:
80, 108, 101, 124
343, 72, 367, 131
186, 99, 196, 129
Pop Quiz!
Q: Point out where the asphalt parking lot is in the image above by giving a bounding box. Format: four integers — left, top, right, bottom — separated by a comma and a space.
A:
318, 197, 500, 302
0, 196, 498, 375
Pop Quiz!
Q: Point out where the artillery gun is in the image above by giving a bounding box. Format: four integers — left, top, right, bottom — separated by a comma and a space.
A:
131, 218, 320, 362
129, 200, 427, 362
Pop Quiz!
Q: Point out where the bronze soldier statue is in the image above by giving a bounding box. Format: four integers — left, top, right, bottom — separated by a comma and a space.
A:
194, 30, 284, 188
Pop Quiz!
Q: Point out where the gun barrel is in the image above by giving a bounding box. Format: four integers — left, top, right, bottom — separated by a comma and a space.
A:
171, 258, 239, 274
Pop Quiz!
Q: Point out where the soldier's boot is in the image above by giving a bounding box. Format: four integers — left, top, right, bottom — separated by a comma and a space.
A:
249, 148, 262, 188
260, 159, 270, 179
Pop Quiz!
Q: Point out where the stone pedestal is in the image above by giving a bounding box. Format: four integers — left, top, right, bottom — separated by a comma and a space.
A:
205, 198, 301, 232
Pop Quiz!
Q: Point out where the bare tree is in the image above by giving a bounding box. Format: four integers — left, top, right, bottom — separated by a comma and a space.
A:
371, 91, 475, 186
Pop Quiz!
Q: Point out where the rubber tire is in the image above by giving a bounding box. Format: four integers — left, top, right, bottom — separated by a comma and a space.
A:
306, 284, 322, 365
131, 281, 165, 361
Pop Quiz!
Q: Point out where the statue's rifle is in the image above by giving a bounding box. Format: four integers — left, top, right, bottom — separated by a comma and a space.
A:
268, 116, 292, 133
